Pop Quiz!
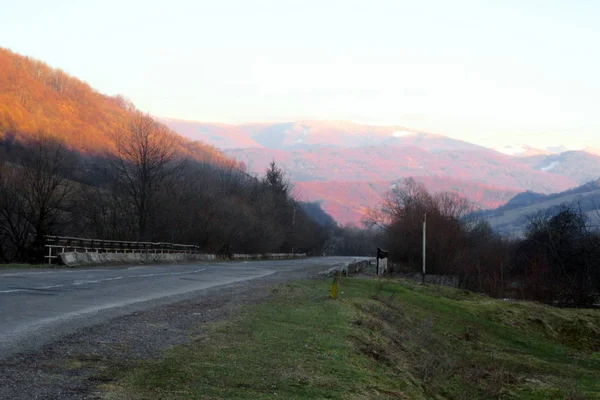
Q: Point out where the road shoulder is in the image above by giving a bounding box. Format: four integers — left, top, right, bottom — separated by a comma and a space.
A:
0, 267, 319, 400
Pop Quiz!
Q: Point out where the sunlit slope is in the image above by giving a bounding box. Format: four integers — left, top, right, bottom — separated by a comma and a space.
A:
0, 48, 235, 166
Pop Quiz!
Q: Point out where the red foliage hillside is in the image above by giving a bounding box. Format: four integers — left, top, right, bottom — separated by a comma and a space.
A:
0, 48, 235, 166
163, 119, 592, 226
226, 146, 577, 193
296, 178, 522, 226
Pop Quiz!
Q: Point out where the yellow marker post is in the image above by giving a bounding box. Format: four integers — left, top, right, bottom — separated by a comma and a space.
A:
330, 272, 340, 299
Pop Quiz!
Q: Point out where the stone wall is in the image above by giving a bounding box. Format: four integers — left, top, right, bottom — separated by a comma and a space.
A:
59, 252, 306, 267
400, 272, 461, 288
321, 258, 375, 277
229, 253, 307, 261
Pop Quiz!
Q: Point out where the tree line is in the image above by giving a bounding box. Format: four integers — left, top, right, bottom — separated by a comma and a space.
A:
4, 103, 596, 307
368, 178, 600, 307
0, 110, 330, 262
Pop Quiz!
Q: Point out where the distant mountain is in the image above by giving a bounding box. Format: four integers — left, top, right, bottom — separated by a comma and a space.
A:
519, 151, 600, 184
479, 179, 600, 236
296, 177, 521, 226
161, 119, 264, 149
163, 119, 597, 226
164, 119, 600, 224
495, 144, 552, 157
162, 119, 487, 151
0, 48, 233, 166
298, 202, 338, 228
225, 145, 575, 191
584, 146, 600, 156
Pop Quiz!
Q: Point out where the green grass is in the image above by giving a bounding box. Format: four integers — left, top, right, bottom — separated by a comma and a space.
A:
103, 278, 600, 400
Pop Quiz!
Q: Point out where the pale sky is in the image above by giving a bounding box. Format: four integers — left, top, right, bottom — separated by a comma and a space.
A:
2, 0, 600, 149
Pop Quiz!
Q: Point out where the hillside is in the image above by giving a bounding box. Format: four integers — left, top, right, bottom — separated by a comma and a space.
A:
0, 48, 335, 262
585, 146, 600, 156
104, 278, 600, 399
480, 179, 600, 236
520, 150, 600, 184
163, 119, 591, 226
162, 119, 487, 151
0, 48, 234, 166
494, 144, 553, 156
225, 145, 576, 189
296, 178, 521, 226
162, 119, 264, 149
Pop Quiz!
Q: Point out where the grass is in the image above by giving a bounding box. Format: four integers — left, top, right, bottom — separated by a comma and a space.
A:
101, 278, 600, 400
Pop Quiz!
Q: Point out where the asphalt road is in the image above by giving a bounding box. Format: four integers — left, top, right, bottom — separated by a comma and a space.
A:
0, 257, 355, 359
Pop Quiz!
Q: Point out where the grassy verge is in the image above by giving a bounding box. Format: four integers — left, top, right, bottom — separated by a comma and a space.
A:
102, 278, 600, 399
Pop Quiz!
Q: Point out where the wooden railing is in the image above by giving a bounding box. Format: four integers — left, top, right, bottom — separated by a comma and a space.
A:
44, 235, 200, 264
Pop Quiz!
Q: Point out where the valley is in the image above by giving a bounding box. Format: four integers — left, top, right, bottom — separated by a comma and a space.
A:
2, 3, 600, 398
163, 119, 600, 226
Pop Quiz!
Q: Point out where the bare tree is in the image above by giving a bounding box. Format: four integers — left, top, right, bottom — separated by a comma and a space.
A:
0, 162, 30, 261
21, 136, 76, 243
378, 178, 478, 274
0, 134, 75, 261
76, 184, 137, 240
518, 204, 599, 305
111, 112, 182, 240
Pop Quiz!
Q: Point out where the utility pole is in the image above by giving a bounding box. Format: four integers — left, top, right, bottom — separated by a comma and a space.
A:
291, 205, 296, 253
422, 212, 427, 284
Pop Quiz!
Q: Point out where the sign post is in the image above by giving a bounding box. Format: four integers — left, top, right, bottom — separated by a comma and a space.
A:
422, 213, 427, 283
376, 247, 388, 276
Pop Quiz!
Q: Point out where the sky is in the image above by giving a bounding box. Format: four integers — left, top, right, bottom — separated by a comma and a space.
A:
2, 0, 600, 150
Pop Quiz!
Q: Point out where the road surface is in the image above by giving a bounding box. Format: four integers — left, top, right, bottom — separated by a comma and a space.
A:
0, 257, 356, 358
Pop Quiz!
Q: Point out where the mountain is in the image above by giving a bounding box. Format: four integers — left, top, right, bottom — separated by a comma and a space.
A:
584, 146, 600, 156
225, 145, 576, 191
163, 119, 596, 226
161, 119, 264, 149
0, 48, 233, 166
0, 48, 335, 259
495, 144, 552, 157
519, 151, 600, 184
161, 120, 485, 151
479, 179, 600, 236
296, 177, 522, 226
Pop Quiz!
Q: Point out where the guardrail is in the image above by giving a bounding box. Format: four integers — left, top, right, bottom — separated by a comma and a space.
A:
44, 235, 200, 264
